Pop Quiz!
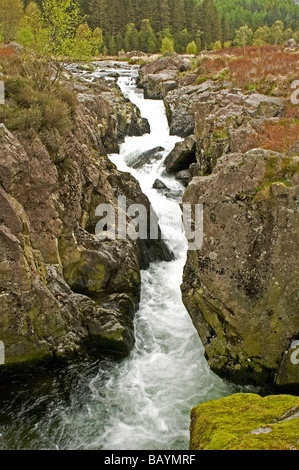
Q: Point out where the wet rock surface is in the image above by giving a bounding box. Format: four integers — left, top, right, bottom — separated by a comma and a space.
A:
164, 135, 196, 173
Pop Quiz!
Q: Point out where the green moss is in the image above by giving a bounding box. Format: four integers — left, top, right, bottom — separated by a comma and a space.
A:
190, 393, 299, 450
196, 75, 208, 84
64, 259, 106, 293
255, 179, 292, 193
212, 128, 227, 141
254, 154, 299, 196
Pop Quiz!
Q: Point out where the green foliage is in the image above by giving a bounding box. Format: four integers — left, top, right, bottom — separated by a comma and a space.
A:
161, 36, 175, 54
0, 0, 24, 42
1, 0, 299, 56
234, 25, 254, 47
211, 40, 222, 50
186, 40, 197, 54
0, 59, 77, 134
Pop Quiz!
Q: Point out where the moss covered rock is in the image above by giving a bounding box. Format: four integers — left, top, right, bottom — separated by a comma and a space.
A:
182, 149, 299, 390
190, 393, 299, 450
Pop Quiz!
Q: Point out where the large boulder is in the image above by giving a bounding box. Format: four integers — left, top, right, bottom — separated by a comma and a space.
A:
164, 135, 196, 173
181, 149, 299, 390
77, 78, 150, 153
138, 56, 191, 99
164, 80, 285, 173
190, 393, 299, 450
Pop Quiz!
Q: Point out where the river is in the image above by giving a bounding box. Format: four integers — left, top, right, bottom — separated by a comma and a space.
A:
0, 62, 239, 450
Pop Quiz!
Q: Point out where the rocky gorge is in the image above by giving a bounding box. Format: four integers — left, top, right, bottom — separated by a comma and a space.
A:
0, 52, 298, 450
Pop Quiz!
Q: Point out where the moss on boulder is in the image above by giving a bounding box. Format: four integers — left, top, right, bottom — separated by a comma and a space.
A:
190, 393, 299, 450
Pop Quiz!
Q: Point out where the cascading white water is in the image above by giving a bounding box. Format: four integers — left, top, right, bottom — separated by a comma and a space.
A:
80, 73, 234, 450
0, 64, 239, 451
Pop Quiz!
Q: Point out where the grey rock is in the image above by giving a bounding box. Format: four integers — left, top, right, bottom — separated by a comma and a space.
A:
165, 135, 197, 173
153, 179, 169, 190
132, 146, 165, 169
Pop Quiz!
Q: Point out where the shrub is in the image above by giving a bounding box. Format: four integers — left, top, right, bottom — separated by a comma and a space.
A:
247, 119, 299, 154
0, 56, 76, 135
186, 41, 197, 55
196, 46, 299, 97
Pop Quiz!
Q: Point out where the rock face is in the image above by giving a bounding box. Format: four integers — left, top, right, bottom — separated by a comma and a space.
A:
138, 56, 191, 99
190, 393, 299, 450
164, 135, 196, 173
76, 78, 150, 153
164, 80, 285, 168
181, 149, 299, 389
0, 81, 171, 368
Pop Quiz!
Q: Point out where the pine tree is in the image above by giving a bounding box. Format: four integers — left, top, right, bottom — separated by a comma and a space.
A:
199, 0, 222, 49
160, 0, 171, 31
172, 0, 186, 32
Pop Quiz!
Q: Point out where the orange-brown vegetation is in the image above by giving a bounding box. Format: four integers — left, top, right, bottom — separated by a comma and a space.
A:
0, 47, 16, 59
198, 46, 299, 97
248, 119, 299, 154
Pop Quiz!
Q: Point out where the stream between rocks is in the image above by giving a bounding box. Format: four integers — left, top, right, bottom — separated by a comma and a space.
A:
0, 62, 243, 450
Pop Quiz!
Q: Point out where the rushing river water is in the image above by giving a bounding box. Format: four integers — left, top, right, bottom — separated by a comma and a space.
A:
0, 63, 241, 450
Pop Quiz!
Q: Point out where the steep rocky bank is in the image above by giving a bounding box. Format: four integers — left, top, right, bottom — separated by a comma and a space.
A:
138, 55, 299, 390
181, 149, 299, 390
0, 73, 172, 369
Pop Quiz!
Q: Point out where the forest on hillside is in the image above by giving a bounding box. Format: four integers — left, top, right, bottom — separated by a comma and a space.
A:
1, 0, 299, 56
78, 0, 299, 53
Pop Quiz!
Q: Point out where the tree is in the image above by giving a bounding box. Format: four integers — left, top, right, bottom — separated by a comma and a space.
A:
253, 25, 270, 45
186, 40, 197, 54
0, 0, 24, 42
17, 0, 100, 88
269, 20, 284, 45
139, 18, 157, 52
161, 36, 174, 54
195, 29, 203, 52
124, 23, 139, 52
172, 0, 186, 32
234, 25, 253, 52
211, 40, 222, 50
72, 23, 103, 58
199, 0, 221, 49
175, 28, 190, 53
160, 0, 171, 31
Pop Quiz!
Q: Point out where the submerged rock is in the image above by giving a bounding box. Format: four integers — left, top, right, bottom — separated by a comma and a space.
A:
131, 146, 164, 169
190, 393, 299, 450
181, 149, 299, 390
153, 179, 169, 190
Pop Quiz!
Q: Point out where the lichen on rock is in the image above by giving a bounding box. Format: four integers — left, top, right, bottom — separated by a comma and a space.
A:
190, 393, 299, 450
181, 148, 299, 390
